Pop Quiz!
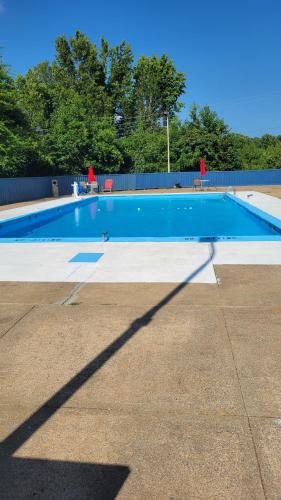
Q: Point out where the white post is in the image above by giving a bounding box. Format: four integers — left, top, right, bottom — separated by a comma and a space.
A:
166, 114, 170, 173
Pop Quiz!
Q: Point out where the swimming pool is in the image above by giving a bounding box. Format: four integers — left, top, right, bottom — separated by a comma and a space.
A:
1, 193, 281, 242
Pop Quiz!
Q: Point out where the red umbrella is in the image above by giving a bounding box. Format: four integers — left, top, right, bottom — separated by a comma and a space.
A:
200, 158, 206, 176
88, 165, 96, 182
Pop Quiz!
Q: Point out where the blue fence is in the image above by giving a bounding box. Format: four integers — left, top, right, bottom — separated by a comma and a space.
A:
0, 177, 52, 205
0, 169, 281, 205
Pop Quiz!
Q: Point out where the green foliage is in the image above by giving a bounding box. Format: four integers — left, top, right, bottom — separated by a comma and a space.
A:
88, 118, 124, 173
45, 91, 89, 174
262, 141, 281, 168
231, 134, 263, 169
108, 41, 134, 135
0, 32, 280, 177
0, 56, 47, 176
15, 62, 54, 133
133, 55, 185, 129
173, 105, 241, 171
122, 128, 167, 172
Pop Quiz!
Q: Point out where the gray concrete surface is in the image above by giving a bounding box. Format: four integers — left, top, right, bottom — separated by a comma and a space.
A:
0, 282, 75, 305
0, 265, 281, 498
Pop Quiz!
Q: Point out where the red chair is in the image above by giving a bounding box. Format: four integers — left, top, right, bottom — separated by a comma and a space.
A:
102, 179, 113, 192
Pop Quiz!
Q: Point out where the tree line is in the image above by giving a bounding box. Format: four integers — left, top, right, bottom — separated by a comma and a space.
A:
1, 30, 280, 177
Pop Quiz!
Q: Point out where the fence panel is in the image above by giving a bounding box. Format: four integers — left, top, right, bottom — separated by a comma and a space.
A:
94, 173, 137, 191
202, 169, 281, 186
1, 169, 281, 204
0, 176, 52, 204
57, 174, 138, 195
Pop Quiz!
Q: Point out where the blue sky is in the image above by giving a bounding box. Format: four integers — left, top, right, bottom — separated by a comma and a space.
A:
0, 0, 280, 136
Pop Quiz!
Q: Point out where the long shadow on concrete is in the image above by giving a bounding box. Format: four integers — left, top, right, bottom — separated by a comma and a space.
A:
0, 244, 215, 498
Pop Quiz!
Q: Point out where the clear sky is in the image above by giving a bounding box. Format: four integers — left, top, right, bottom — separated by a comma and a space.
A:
0, 0, 280, 137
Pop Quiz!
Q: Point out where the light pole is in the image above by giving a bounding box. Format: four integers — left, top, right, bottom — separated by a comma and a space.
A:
164, 111, 170, 173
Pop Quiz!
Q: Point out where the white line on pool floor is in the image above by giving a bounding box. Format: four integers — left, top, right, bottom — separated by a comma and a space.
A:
0, 191, 281, 283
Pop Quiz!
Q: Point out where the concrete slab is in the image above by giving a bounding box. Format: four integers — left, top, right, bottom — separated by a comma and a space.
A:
0, 407, 264, 499
68, 306, 244, 415
0, 304, 32, 339
1, 271, 280, 496
77, 282, 220, 306
0, 304, 244, 416
85, 242, 216, 283
0, 404, 130, 499
0, 197, 54, 211
0, 242, 216, 283
74, 263, 281, 307
2, 262, 281, 309
223, 308, 281, 416
250, 417, 281, 499
237, 190, 281, 220
0, 456, 130, 500
0, 263, 83, 283
0, 303, 154, 408
213, 241, 281, 265
0, 282, 75, 305
215, 265, 281, 306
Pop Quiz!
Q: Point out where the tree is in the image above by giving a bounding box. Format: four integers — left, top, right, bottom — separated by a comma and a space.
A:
108, 42, 134, 135
133, 55, 185, 129
262, 142, 281, 168
1, 31, 281, 178
0, 56, 45, 177
44, 90, 89, 174
122, 128, 167, 172
13, 33, 186, 175
231, 134, 264, 169
87, 118, 124, 173
173, 105, 241, 171
0, 57, 26, 131
53, 31, 110, 117
16, 62, 54, 133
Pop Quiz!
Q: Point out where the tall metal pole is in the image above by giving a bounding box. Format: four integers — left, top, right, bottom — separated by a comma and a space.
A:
166, 113, 170, 173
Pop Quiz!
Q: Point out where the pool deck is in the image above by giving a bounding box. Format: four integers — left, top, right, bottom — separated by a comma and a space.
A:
1, 267, 281, 498
1, 186, 281, 498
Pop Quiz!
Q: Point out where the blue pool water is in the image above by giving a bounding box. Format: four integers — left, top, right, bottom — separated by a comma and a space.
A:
1, 193, 281, 242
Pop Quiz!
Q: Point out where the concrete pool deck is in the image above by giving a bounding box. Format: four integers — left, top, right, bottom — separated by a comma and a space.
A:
1, 187, 281, 497
1, 188, 281, 283
0, 266, 281, 498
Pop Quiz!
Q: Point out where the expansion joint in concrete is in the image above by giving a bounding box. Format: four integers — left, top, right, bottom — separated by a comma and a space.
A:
57, 281, 86, 305
220, 308, 268, 500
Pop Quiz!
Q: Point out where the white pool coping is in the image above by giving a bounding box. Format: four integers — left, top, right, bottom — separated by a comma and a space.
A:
0, 190, 281, 283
